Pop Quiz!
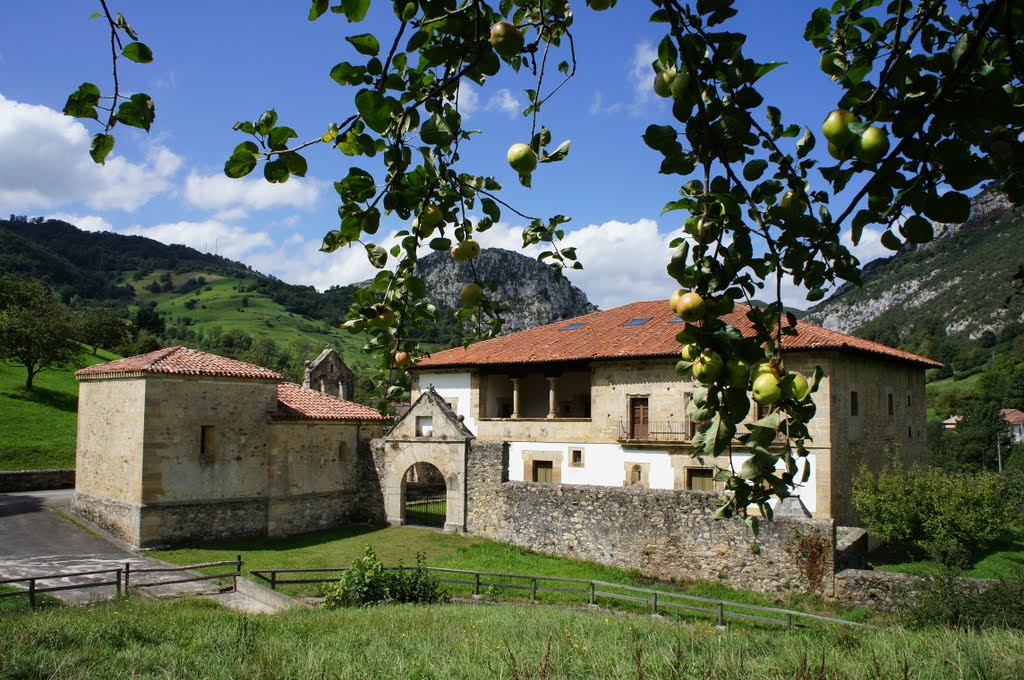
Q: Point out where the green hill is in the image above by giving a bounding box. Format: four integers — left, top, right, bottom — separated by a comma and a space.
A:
0, 349, 119, 471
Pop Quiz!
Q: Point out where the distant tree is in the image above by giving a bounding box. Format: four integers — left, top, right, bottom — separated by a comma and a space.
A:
132, 305, 165, 336
0, 276, 82, 390
76, 306, 130, 355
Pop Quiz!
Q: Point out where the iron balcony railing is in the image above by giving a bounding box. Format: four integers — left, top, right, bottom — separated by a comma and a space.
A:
617, 420, 788, 444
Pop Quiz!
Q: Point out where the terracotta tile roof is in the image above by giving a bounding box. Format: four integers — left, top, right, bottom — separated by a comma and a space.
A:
272, 382, 389, 421
1001, 408, 1024, 425
76, 346, 284, 380
415, 300, 942, 369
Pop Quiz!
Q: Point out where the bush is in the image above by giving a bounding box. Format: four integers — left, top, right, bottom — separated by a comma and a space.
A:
854, 452, 1011, 567
898, 572, 1024, 629
321, 547, 448, 608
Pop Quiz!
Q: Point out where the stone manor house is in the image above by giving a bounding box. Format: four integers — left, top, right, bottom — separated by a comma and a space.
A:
73, 300, 938, 594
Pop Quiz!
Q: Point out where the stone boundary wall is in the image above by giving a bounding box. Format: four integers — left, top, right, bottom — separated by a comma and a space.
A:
0, 468, 75, 492
464, 441, 836, 596
834, 568, 999, 611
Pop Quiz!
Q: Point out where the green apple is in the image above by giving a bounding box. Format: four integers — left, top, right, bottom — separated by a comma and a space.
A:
450, 238, 481, 262
670, 68, 692, 101
752, 373, 782, 405
653, 68, 676, 98
780, 190, 805, 216
819, 50, 847, 77
421, 202, 443, 228
788, 371, 810, 401
725, 358, 749, 389
855, 125, 890, 165
507, 143, 538, 174
827, 141, 853, 161
752, 363, 775, 380
489, 21, 524, 59
394, 351, 413, 368
460, 282, 483, 306
674, 291, 705, 322
680, 343, 700, 362
821, 109, 859, 148
368, 303, 396, 329
669, 288, 685, 313
692, 350, 724, 384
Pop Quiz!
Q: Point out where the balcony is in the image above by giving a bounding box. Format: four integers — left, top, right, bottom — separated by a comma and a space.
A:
617, 419, 694, 444
617, 420, 788, 446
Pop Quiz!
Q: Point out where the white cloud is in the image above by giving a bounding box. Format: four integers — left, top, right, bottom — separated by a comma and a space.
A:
485, 88, 522, 117
841, 225, 891, 266
183, 172, 321, 219
47, 213, 114, 233
455, 81, 480, 118
0, 95, 180, 211
589, 91, 623, 116
630, 41, 658, 114
120, 220, 273, 261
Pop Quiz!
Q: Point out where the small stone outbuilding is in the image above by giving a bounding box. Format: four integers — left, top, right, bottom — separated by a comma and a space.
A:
73, 347, 388, 548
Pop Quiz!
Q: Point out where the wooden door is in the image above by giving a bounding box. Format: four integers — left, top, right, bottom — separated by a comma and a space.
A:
532, 460, 554, 483
630, 397, 649, 439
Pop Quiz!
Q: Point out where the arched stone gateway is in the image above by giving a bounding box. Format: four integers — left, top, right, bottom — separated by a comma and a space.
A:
379, 389, 473, 532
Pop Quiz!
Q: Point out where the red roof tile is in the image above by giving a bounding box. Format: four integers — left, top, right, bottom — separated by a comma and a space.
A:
415, 300, 941, 369
272, 382, 389, 421
1001, 408, 1024, 425
76, 346, 285, 380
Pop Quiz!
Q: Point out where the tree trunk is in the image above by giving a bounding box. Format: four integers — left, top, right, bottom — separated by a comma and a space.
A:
25, 369, 35, 390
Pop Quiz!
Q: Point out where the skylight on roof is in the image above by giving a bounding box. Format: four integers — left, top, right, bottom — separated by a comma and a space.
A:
561, 322, 587, 331
668, 317, 684, 323
624, 317, 652, 326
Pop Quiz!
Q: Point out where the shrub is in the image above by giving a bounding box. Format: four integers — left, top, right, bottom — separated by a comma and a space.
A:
897, 572, 1024, 629
321, 547, 448, 608
854, 452, 1011, 567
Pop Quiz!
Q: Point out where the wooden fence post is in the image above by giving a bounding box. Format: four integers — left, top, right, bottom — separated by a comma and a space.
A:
124, 562, 131, 591
28, 579, 36, 608
116, 569, 122, 597
589, 582, 596, 605
235, 555, 242, 591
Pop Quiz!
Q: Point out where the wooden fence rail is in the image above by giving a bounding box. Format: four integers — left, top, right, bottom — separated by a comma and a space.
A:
250, 565, 870, 630
0, 556, 243, 608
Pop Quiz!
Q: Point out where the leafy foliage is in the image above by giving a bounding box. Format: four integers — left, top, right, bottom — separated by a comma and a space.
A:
321, 547, 449, 607
896, 571, 1024, 629
853, 452, 1012, 567
0, 276, 83, 390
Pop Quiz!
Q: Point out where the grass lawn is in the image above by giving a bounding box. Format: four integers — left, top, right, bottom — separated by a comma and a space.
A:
150, 524, 872, 625
0, 348, 118, 471
872, 536, 1024, 580
1, 596, 1022, 679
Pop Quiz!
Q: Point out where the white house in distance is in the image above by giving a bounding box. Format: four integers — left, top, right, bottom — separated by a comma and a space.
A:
410, 300, 940, 525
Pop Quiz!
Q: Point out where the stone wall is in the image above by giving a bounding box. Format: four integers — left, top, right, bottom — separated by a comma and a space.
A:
0, 468, 75, 492
834, 568, 998, 611
464, 441, 836, 596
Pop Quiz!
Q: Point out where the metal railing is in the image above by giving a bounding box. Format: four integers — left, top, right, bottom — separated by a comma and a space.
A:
617, 420, 694, 442
250, 565, 869, 630
0, 556, 243, 607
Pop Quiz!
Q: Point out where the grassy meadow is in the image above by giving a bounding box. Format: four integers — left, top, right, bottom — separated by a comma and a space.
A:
0, 348, 118, 470
872, 536, 1024, 580
1, 595, 1022, 679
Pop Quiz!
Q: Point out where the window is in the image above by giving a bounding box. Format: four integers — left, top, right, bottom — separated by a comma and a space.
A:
569, 447, 584, 467
907, 394, 911, 407
200, 425, 212, 455
850, 391, 859, 416
630, 464, 643, 485
908, 426, 913, 438
624, 317, 652, 326
668, 317, 684, 323
415, 416, 433, 437
561, 322, 587, 331
629, 397, 649, 439
532, 460, 554, 483
887, 393, 894, 417
686, 468, 716, 491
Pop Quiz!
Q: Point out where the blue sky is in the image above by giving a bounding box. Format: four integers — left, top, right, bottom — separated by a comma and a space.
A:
0, 1, 892, 310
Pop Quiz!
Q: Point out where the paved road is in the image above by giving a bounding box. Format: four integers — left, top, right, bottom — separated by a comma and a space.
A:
0, 490, 219, 604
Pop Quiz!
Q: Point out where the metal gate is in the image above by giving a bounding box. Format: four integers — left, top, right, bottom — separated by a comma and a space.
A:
404, 492, 447, 528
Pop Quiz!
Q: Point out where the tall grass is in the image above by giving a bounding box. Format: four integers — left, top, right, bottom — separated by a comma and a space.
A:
1, 597, 1021, 679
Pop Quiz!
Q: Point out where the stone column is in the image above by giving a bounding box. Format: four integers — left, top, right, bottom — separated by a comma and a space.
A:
510, 378, 521, 419
546, 376, 558, 419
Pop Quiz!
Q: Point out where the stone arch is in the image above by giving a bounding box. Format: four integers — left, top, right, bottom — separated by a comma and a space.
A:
383, 443, 466, 532
402, 461, 447, 527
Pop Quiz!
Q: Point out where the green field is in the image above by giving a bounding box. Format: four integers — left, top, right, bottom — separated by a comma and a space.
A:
1, 595, 1021, 678
0, 349, 118, 470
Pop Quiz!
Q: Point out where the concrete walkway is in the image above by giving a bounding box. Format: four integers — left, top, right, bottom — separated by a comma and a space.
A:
0, 490, 262, 608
